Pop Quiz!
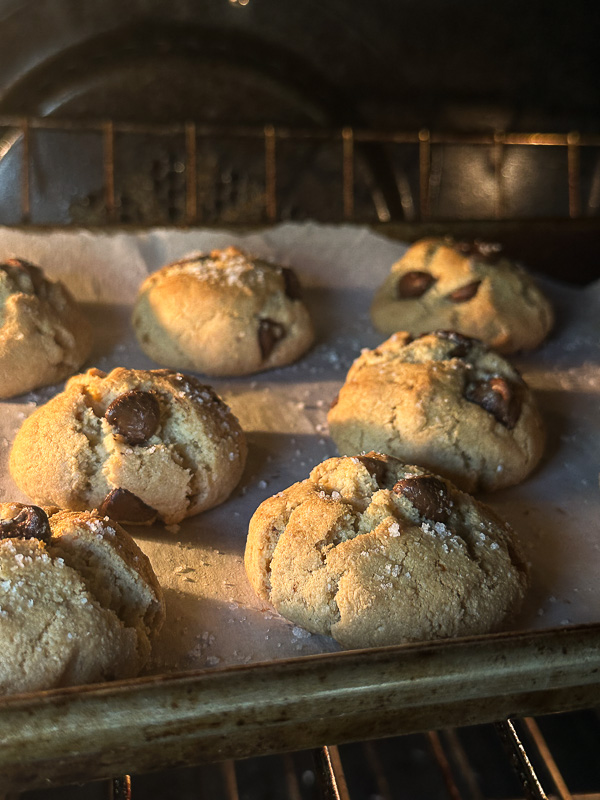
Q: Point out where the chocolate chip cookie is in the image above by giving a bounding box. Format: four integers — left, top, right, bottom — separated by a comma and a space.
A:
370, 238, 553, 353
0, 257, 93, 399
9, 367, 247, 525
245, 453, 529, 648
132, 246, 314, 376
327, 330, 545, 492
0, 502, 164, 694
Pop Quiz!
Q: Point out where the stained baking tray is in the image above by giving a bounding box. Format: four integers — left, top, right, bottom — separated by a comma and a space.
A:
0, 222, 599, 791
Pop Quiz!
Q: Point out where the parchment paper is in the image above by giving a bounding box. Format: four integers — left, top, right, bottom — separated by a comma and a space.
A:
0, 223, 599, 675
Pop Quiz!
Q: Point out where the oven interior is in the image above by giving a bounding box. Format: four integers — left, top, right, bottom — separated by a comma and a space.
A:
1, 2, 600, 798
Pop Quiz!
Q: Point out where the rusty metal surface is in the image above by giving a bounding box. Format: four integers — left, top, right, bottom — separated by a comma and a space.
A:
1, 624, 599, 791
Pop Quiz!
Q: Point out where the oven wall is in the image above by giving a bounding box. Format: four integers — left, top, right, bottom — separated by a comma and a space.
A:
0, 0, 598, 132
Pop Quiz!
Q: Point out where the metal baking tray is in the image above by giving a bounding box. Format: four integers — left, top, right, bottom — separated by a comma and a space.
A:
1, 221, 599, 792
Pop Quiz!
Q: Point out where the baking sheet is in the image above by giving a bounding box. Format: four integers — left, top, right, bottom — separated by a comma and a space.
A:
0, 222, 599, 677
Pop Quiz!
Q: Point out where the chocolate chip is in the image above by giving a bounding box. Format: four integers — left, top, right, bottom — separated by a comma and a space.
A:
411, 330, 475, 358
99, 488, 157, 524
397, 271, 436, 299
432, 330, 475, 358
1, 258, 45, 292
447, 280, 482, 303
393, 475, 452, 523
454, 240, 503, 264
1, 258, 24, 274
356, 454, 387, 487
161, 371, 215, 400
281, 267, 303, 300
105, 390, 160, 445
465, 377, 523, 429
258, 319, 286, 360
0, 504, 51, 543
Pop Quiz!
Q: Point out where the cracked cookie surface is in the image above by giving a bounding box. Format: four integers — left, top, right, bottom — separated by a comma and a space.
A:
244, 453, 529, 648
0, 257, 93, 399
327, 331, 545, 493
132, 246, 314, 376
0, 502, 164, 694
9, 367, 247, 524
370, 238, 553, 353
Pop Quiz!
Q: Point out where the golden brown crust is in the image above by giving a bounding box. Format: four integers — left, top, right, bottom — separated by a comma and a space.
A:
370, 238, 553, 353
0, 504, 165, 695
0, 257, 93, 399
327, 331, 545, 492
132, 247, 314, 376
9, 367, 247, 524
245, 454, 529, 649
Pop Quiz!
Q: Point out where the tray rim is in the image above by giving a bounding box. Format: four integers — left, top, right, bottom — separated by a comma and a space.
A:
1, 219, 599, 790
1, 621, 600, 790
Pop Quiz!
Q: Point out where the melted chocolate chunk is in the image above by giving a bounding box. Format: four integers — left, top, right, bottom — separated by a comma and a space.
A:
412, 329, 475, 358
393, 475, 452, 523
161, 371, 217, 401
356, 454, 387, 487
454, 240, 503, 264
447, 280, 482, 303
105, 390, 160, 445
258, 319, 286, 360
281, 267, 302, 300
99, 488, 157, 524
464, 376, 523, 429
0, 504, 51, 543
397, 271, 436, 299
1, 258, 46, 293
432, 330, 475, 358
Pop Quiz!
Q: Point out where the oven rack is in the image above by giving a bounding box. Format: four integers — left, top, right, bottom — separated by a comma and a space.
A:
1, 115, 600, 226
2, 114, 599, 285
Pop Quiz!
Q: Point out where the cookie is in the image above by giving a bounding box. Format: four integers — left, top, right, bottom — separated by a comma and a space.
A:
370, 238, 553, 353
9, 367, 247, 525
327, 330, 545, 493
0, 502, 165, 694
245, 453, 529, 648
0, 257, 93, 399
132, 246, 315, 376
